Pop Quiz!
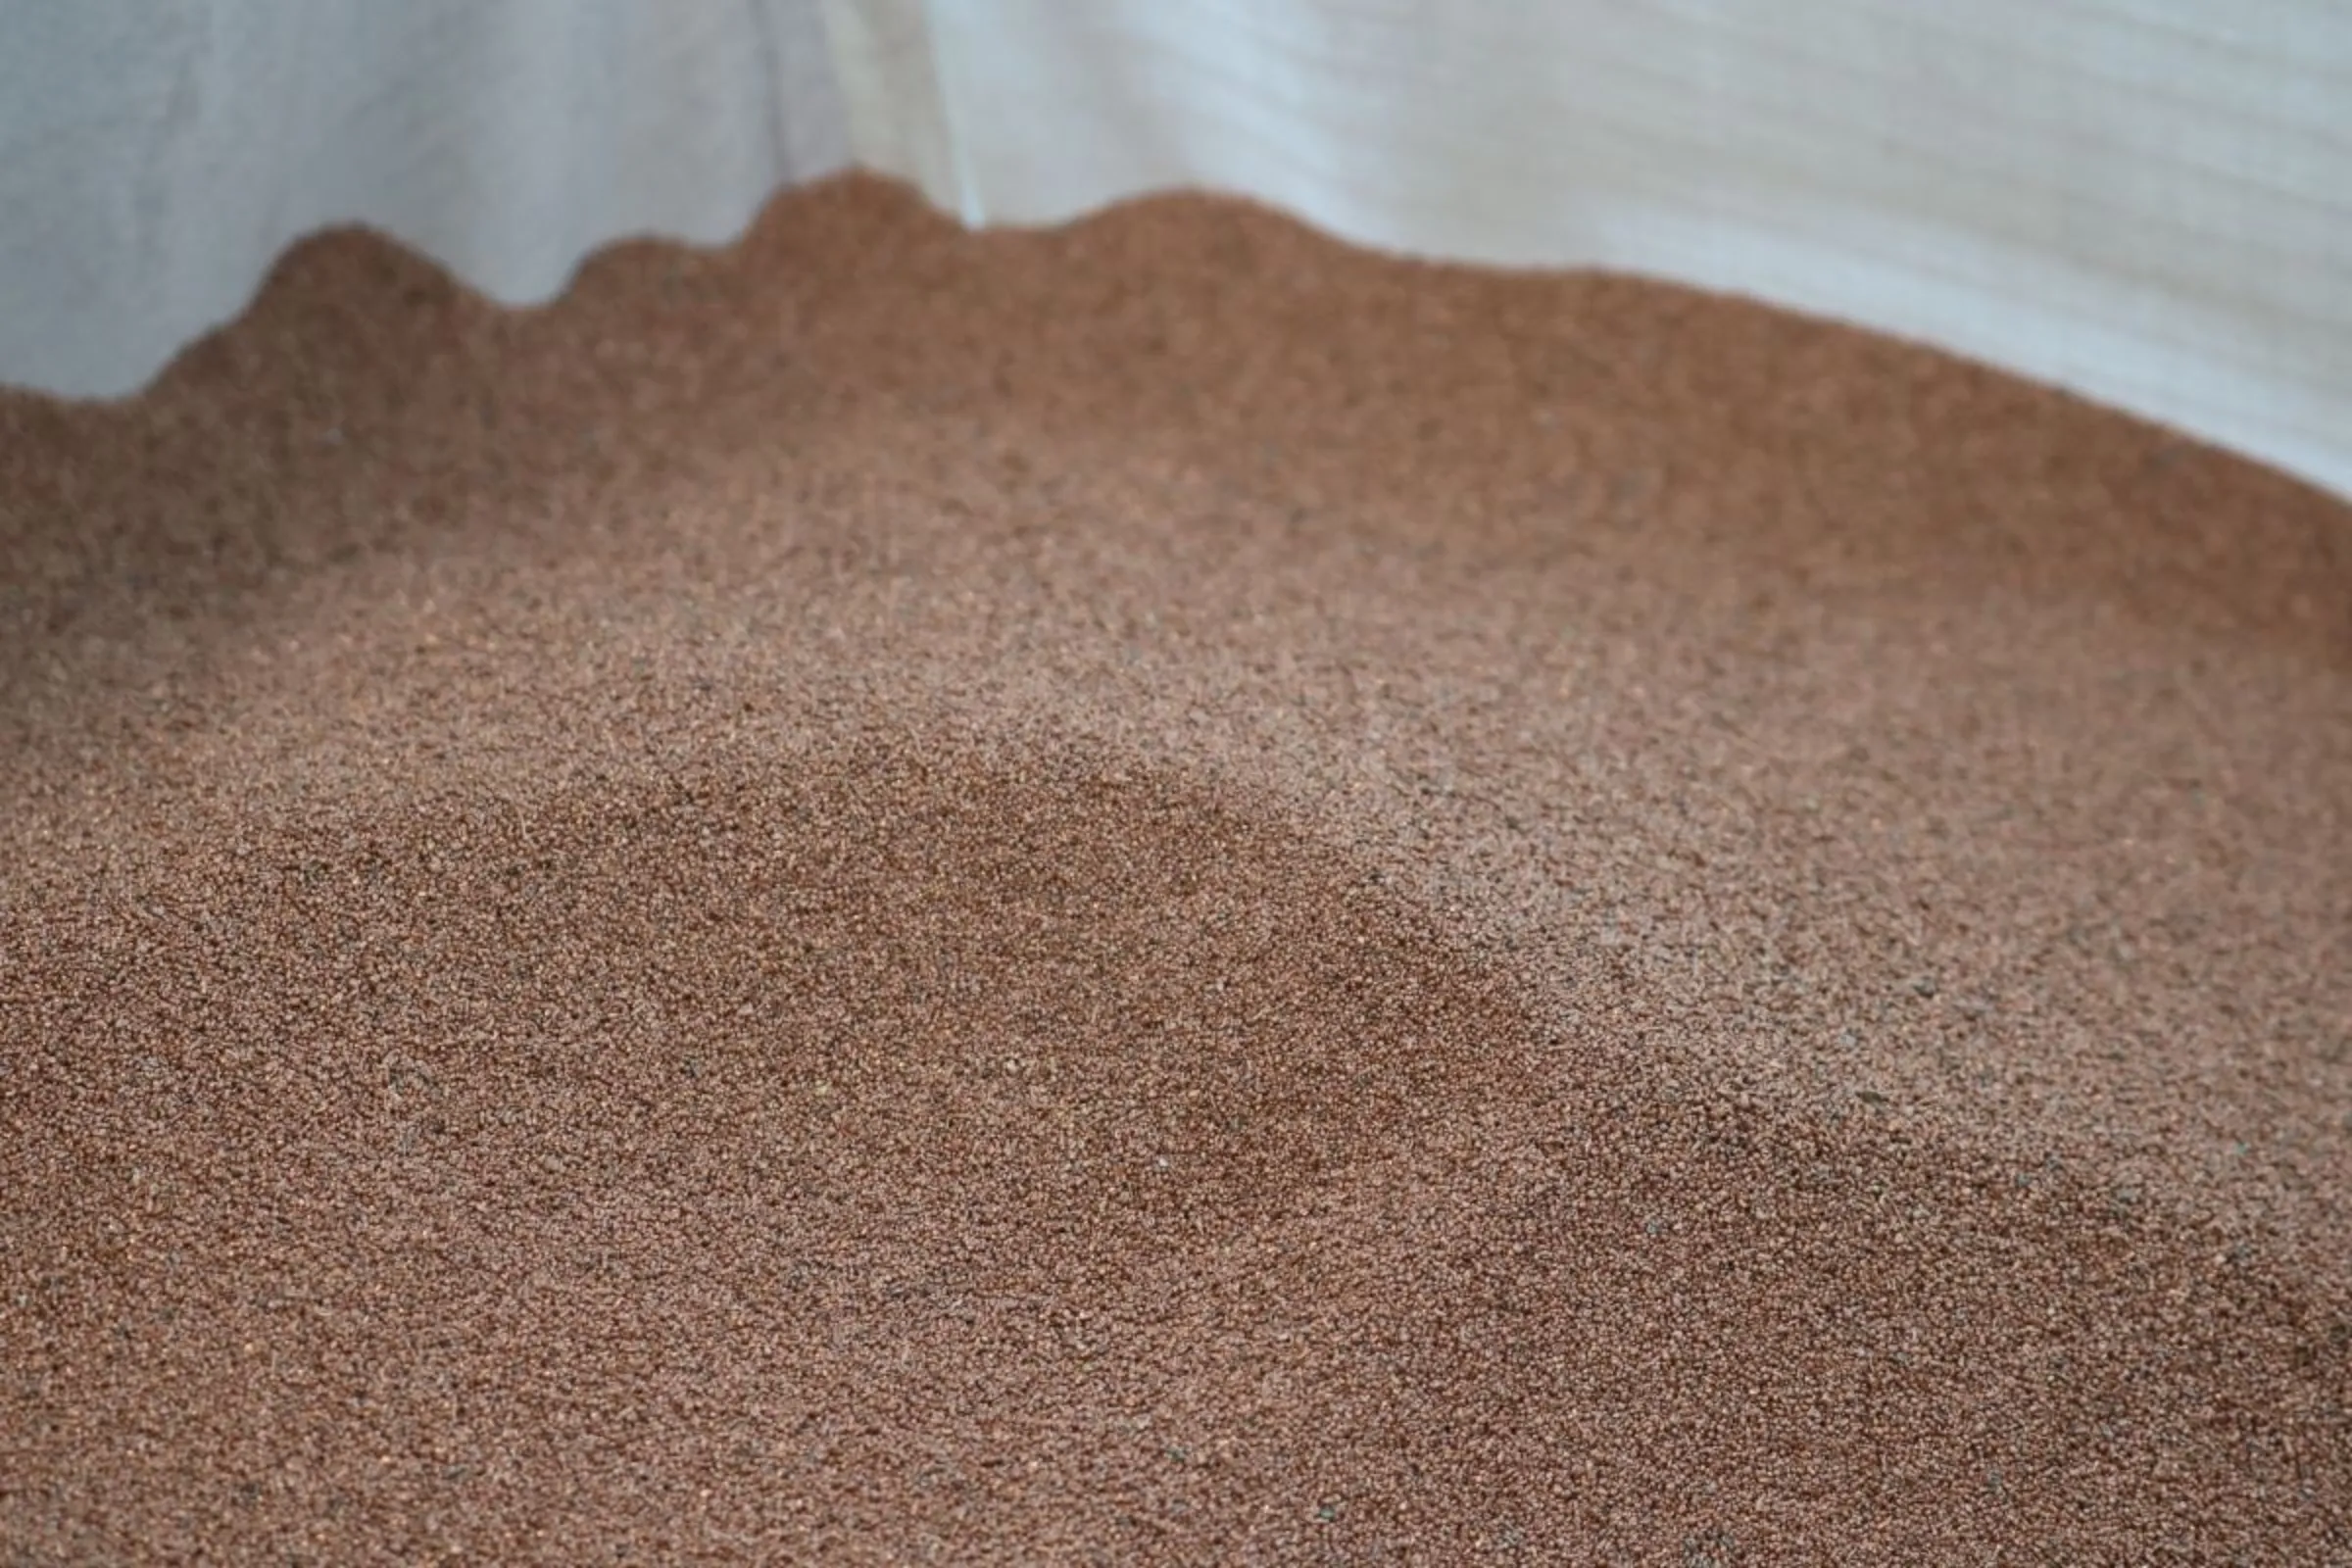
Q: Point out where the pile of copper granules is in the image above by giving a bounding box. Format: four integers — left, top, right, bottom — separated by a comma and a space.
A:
3, 176, 2347, 1562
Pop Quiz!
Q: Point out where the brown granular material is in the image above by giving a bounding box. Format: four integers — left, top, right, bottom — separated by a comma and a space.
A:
3, 174, 2348, 1563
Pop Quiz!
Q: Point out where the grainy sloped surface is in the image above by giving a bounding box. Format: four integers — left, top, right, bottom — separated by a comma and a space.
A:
3, 175, 2348, 1562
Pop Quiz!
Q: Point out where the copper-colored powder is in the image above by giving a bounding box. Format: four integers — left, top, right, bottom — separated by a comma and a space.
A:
3, 175, 2347, 1562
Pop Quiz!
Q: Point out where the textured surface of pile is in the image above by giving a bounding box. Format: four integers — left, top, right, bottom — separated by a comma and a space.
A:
4, 176, 2348, 1561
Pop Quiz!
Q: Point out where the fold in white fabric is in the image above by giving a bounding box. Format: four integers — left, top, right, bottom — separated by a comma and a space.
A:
6, 1, 2347, 499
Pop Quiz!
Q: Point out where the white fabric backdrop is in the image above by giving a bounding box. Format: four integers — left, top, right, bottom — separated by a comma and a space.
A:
6, 1, 2348, 500
0, 1, 850, 397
